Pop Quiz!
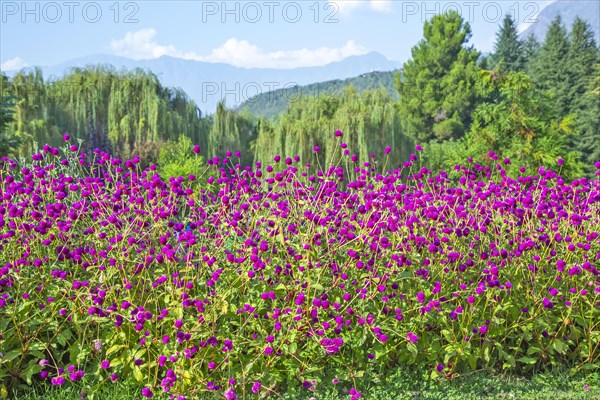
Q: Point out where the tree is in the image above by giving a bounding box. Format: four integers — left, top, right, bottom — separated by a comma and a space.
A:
522, 33, 540, 75
456, 68, 583, 180
490, 14, 524, 72
574, 63, 600, 175
565, 18, 600, 170
529, 15, 571, 117
0, 94, 20, 157
567, 17, 598, 101
158, 134, 205, 184
395, 10, 480, 143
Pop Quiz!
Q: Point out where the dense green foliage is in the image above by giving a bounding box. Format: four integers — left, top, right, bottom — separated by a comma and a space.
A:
0, 66, 209, 162
490, 15, 524, 73
238, 71, 399, 119
252, 86, 413, 182
395, 11, 480, 143
0, 11, 598, 180
14, 368, 600, 400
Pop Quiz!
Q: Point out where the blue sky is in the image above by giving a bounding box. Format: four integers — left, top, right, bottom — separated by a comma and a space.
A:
1, 0, 556, 70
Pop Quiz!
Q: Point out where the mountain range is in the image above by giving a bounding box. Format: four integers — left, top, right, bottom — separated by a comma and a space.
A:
3, 0, 597, 116
2, 52, 401, 115
519, 0, 599, 42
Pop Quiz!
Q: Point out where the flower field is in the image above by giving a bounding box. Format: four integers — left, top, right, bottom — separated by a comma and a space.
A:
1, 132, 599, 399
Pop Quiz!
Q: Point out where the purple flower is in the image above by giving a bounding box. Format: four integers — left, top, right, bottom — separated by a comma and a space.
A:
406, 332, 418, 343
101, 360, 110, 369
224, 388, 238, 400
335, 129, 343, 137
142, 387, 153, 398
543, 297, 554, 309
193, 145, 201, 154
252, 381, 261, 393
51, 376, 65, 385
63, 134, 70, 141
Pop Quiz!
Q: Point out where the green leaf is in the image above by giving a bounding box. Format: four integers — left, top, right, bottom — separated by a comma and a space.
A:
552, 340, 566, 354
0, 350, 21, 363
440, 329, 453, 341
133, 366, 143, 382
407, 342, 418, 357
312, 283, 324, 291
276, 233, 284, 245
517, 356, 537, 364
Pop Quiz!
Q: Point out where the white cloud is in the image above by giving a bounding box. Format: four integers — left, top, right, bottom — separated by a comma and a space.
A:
370, 0, 393, 13
328, 0, 393, 15
202, 38, 369, 68
1, 57, 28, 71
330, 0, 362, 14
110, 28, 185, 60
110, 29, 369, 68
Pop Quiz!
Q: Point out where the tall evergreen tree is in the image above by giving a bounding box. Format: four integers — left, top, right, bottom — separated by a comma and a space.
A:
522, 33, 540, 74
566, 17, 599, 169
567, 17, 599, 110
530, 15, 571, 117
574, 63, 600, 174
457, 68, 583, 180
395, 10, 480, 143
491, 14, 524, 72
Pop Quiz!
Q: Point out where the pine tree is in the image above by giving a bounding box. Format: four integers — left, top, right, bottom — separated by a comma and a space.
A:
530, 15, 571, 117
567, 17, 599, 112
395, 10, 480, 143
575, 63, 600, 174
522, 33, 540, 75
491, 14, 524, 72
566, 17, 599, 170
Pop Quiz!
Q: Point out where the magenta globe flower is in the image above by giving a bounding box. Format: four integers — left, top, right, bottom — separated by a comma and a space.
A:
407, 332, 418, 343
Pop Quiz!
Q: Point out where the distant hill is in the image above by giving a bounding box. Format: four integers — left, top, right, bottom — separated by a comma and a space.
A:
519, 0, 599, 42
1, 52, 402, 116
237, 70, 400, 119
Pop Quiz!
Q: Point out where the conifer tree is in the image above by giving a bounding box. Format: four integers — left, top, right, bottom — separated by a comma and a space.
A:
491, 14, 524, 72
522, 33, 540, 74
395, 10, 480, 143
530, 15, 571, 117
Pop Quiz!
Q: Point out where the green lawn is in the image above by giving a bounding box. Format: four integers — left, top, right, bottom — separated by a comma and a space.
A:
12, 367, 600, 400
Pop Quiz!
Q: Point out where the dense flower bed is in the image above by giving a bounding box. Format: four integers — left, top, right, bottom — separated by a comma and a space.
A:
1, 133, 599, 399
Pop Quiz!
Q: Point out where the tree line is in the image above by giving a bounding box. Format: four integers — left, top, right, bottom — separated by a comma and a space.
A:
1, 12, 598, 180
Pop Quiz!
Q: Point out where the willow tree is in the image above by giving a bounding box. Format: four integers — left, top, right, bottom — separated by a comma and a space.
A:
3, 66, 210, 164
252, 85, 413, 183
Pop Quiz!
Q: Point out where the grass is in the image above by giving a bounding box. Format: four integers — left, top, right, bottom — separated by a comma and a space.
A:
12, 367, 600, 400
